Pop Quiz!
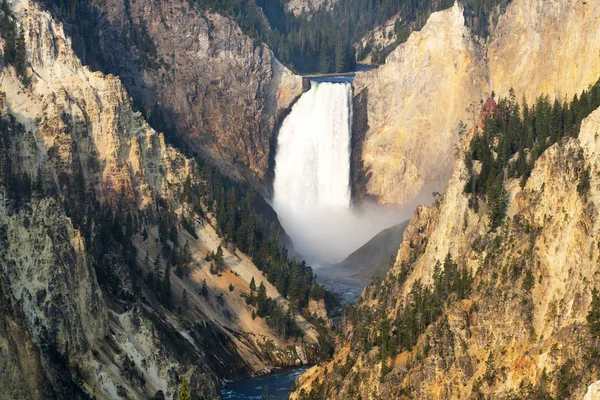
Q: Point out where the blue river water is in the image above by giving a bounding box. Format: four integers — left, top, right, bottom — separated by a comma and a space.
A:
221, 366, 310, 400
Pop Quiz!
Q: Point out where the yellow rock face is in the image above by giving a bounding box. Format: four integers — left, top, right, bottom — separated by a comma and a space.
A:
489, 0, 600, 104
353, 3, 488, 205
0, 1, 322, 398
355, 0, 600, 206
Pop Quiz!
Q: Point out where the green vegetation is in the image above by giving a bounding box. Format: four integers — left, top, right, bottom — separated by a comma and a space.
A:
187, 0, 511, 73
555, 359, 577, 400
522, 269, 534, 292
186, 160, 323, 311
130, 19, 159, 70
41, 0, 512, 74
42, 0, 160, 70
347, 254, 472, 363
0, 104, 327, 346
0, 0, 30, 84
578, 166, 591, 196
177, 377, 191, 400
465, 79, 600, 228
245, 280, 302, 338
588, 288, 600, 338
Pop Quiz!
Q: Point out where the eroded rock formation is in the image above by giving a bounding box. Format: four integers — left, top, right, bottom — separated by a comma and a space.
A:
45, 0, 304, 191
353, 0, 600, 206
292, 92, 600, 400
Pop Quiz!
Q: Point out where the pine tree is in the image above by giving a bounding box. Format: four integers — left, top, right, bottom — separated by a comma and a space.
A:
334, 39, 346, 72
487, 175, 508, 229
214, 245, 225, 272
182, 289, 188, 312
177, 377, 191, 400
200, 279, 208, 297
169, 224, 178, 246
153, 255, 162, 290
588, 288, 600, 338
33, 167, 43, 197
257, 281, 267, 316
177, 241, 193, 277
162, 262, 172, 305
249, 276, 256, 292
183, 241, 192, 266
578, 167, 591, 196
318, 38, 331, 73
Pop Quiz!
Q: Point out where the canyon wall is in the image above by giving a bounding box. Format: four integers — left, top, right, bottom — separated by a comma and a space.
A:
292, 0, 600, 397
45, 0, 304, 191
489, 0, 600, 103
353, 0, 600, 206
292, 101, 600, 400
352, 3, 488, 205
0, 0, 322, 398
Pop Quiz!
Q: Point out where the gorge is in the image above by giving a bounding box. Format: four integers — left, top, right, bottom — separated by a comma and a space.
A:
2, 0, 600, 399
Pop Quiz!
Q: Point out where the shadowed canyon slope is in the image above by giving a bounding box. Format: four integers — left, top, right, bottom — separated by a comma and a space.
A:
353, 0, 600, 206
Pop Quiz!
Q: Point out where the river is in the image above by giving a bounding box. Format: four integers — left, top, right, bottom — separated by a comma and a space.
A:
221, 366, 310, 400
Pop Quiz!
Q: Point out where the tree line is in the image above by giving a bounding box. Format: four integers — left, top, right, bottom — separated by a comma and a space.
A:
193, 0, 511, 73
464, 78, 600, 229
0, 0, 29, 84
345, 254, 472, 375
186, 159, 328, 312
39, 0, 513, 73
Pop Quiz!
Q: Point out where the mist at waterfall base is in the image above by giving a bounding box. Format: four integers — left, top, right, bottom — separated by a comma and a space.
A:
272, 81, 413, 266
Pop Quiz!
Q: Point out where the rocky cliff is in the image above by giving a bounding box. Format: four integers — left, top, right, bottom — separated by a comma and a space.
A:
353, 0, 600, 206
292, 100, 600, 399
286, 0, 336, 16
0, 0, 323, 398
352, 3, 488, 205
41, 0, 304, 192
489, 0, 600, 104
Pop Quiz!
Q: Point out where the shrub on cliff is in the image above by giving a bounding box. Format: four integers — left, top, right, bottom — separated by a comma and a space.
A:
588, 288, 600, 338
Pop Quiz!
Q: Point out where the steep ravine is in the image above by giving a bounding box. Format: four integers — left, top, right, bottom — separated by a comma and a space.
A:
38, 0, 305, 193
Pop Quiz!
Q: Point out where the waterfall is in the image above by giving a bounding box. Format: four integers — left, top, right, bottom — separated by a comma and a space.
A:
272, 81, 407, 265
274, 82, 352, 210
272, 81, 353, 263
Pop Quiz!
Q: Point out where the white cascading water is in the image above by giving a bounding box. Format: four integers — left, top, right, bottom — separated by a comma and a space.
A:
273, 80, 409, 265
274, 82, 352, 209
273, 82, 354, 263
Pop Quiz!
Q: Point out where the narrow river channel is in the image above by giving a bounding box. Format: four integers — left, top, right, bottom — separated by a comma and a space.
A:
221, 366, 310, 400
